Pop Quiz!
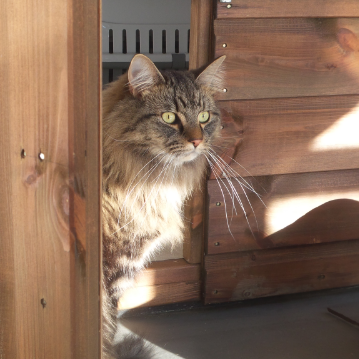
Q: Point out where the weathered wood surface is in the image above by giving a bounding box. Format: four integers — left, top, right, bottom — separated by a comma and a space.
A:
217, 0, 359, 19
118, 259, 201, 309
204, 240, 359, 304
215, 18, 359, 101
0, 0, 101, 358
207, 169, 359, 255
211, 96, 359, 179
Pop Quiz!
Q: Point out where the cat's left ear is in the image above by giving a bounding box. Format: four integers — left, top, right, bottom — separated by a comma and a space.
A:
195, 55, 226, 92
128, 54, 165, 97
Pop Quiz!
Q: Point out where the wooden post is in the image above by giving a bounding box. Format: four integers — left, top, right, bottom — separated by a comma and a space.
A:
0, 0, 101, 357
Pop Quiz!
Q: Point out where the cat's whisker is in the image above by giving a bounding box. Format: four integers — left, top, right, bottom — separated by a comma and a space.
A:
205, 155, 235, 240
207, 151, 258, 236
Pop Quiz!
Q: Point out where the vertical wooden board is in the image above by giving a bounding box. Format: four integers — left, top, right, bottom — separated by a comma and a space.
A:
204, 240, 359, 304
0, 0, 71, 357
0, 0, 101, 358
217, 0, 359, 19
214, 18, 359, 101
212, 96, 359, 178
68, 0, 102, 357
207, 169, 359, 254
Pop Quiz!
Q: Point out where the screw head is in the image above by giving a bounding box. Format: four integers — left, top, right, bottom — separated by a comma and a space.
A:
216, 202, 221, 206
221, 125, 224, 129
227, 4, 232, 8
222, 43, 227, 48
21, 149, 26, 159
39, 152, 45, 161
213, 290, 218, 294
214, 242, 220, 246
223, 88, 227, 92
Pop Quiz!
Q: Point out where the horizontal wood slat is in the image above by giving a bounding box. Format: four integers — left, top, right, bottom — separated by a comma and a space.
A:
214, 18, 359, 100
118, 259, 201, 310
217, 0, 359, 19
204, 240, 359, 304
211, 96, 359, 179
207, 169, 359, 254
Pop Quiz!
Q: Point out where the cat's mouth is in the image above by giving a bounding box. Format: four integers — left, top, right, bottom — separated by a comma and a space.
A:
174, 148, 202, 164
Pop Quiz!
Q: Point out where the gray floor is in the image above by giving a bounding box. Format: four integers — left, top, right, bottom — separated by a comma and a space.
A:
117, 287, 359, 359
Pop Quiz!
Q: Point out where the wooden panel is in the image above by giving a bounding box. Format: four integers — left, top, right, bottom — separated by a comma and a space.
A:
214, 18, 359, 100
207, 169, 359, 255
204, 240, 359, 304
211, 96, 359, 178
0, 0, 101, 358
217, 0, 359, 19
118, 259, 200, 309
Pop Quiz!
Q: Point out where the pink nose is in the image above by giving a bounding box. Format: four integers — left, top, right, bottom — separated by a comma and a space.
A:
190, 139, 203, 148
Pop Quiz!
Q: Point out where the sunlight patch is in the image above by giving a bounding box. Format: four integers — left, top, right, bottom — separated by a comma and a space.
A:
310, 103, 359, 151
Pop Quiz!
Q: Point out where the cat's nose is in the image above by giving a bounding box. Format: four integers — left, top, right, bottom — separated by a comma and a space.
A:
190, 139, 203, 148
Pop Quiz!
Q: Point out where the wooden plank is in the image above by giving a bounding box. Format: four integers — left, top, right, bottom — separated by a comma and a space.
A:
214, 18, 359, 100
134, 259, 200, 287
207, 169, 359, 255
204, 240, 359, 304
211, 96, 359, 178
184, 0, 216, 264
217, 0, 359, 19
0, 0, 101, 357
189, 0, 215, 70
68, 0, 102, 357
118, 259, 201, 310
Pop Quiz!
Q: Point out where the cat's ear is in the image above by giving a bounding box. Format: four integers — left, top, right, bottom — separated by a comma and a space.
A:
195, 55, 226, 92
128, 54, 165, 97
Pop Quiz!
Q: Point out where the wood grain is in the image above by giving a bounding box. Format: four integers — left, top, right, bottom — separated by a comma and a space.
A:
0, 0, 101, 358
207, 169, 359, 254
118, 259, 200, 309
211, 96, 359, 179
217, 0, 359, 19
204, 240, 359, 304
214, 18, 359, 101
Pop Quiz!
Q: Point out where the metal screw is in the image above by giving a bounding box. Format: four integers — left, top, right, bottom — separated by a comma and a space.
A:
221, 125, 224, 129
41, 298, 47, 308
38, 152, 45, 161
227, 4, 232, 8
214, 242, 220, 246
223, 88, 228, 93
21, 149, 26, 159
216, 202, 221, 206
213, 290, 218, 294
222, 43, 227, 48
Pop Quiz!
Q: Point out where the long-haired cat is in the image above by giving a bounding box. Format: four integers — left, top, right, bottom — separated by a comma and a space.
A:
102, 54, 226, 358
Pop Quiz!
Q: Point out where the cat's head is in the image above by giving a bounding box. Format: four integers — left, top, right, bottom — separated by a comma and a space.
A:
105, 54, 226, 167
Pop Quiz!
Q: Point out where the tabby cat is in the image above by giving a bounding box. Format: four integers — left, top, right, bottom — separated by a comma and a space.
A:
102, 54, 226, 358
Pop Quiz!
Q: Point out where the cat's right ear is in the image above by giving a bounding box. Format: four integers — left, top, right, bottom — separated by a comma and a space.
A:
128, 54, 165, 97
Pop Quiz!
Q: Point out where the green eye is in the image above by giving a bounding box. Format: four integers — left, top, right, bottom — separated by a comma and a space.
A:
198, 111, 210, 123
162, 112, 176, 124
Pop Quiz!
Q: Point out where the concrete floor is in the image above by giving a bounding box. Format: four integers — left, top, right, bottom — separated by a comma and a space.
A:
117, 287, 359, 359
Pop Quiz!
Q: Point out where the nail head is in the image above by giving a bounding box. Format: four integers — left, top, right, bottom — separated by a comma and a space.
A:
39, 152, 45, 161
41, 298, 47, 308
227, 4, 232, 8
222, 43, 227, 48
214, 242, 220, 246
216, 202, 221, 206
21, 149, 26, 159
223, 88, 227, 92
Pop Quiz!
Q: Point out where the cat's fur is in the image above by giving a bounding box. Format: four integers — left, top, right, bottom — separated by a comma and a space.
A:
102, 54, 225, 358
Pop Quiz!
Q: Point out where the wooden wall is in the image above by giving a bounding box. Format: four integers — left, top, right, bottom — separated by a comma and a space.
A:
205, 0, 359, 304
0, 0, 101, 357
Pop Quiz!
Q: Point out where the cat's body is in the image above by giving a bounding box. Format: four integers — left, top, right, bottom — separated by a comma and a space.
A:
102, 54, 225, 358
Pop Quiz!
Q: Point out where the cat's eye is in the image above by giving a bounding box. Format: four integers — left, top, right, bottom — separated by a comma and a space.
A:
162, 112, 176, 124
198, 111, 210, 123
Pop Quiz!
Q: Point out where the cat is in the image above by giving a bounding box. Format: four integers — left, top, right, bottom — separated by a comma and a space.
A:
102, 53, 226, 358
